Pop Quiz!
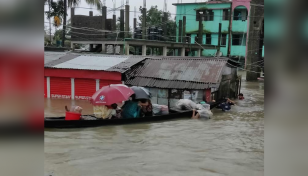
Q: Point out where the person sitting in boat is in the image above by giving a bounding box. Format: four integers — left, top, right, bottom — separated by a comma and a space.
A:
121, 95, 148, 119
140, 99, 153, 117
218, 98, 236, 112
108, 103, 121, 119
65, 105, 82, 114
238, 93, 245, 100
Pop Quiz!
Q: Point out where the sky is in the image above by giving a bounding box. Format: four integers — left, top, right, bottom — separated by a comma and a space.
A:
44, 0, 211, 35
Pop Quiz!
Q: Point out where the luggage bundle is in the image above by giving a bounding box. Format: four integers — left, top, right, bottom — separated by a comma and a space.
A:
152, 104, 169, 115
175, 99, 198, 110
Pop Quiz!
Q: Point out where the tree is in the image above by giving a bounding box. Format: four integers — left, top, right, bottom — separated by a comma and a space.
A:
45, 0, 65, 27
138, 6, 176, 41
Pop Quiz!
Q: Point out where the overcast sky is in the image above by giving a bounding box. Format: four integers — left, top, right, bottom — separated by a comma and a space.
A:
44, 0, 209, 35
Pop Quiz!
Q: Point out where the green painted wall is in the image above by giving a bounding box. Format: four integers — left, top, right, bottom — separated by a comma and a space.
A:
175, 3, 252, 57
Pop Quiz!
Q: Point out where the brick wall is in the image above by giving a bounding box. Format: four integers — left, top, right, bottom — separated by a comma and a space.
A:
71, 15, 104, 41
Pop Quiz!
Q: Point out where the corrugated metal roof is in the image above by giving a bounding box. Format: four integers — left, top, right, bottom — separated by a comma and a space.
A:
124, 57, 228, 89
44, 51, 68, 64
45, 55, 132, 71
44, 54, 148, 72
125, 77, 220, 89
45, 54, 79, 67
132, 57, 228, 83
106, 56, 148, 73
54, 55, 130, 70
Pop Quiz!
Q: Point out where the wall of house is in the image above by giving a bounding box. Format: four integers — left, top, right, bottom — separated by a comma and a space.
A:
145, 87, 206, 108
217, 66, 239, 100
175, 2, 251, 58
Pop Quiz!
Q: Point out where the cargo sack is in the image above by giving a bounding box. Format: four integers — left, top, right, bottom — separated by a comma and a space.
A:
152, 104, 162, 115
175, 99, 198, 110
161, 105, 169, 115
197, 109, 213, 119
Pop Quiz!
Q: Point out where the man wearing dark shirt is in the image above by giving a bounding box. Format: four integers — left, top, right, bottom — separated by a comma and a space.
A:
219, 98, 235, 112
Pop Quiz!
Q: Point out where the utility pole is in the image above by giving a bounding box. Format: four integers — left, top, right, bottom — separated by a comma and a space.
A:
227, 8, 232, 57
183, 16, 186, 43
198, 11, 203, 44
48, 0, 52, 45
113, 0, 116, 32
62, 0, 67, 47
217, 23, 222, 53
163, 0, 168, 40
246, 2, 264, 81
133, 6, 137, 38
102, 0, 107, 38
120, 1, 125, 38
142, 0, 146, 39
125, 0, 130, 38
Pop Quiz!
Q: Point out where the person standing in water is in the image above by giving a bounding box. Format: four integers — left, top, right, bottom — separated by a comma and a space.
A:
239, 93, 245, 100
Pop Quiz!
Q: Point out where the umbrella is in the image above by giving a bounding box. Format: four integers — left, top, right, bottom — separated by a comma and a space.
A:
131, 86, 151, 99
90, 85, 134, 105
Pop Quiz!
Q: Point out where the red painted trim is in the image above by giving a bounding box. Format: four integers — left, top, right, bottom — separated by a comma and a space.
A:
44, 77, 47, 98
100, 80, 122, 88
44, 68, 122, 81
205, 89, 211, 102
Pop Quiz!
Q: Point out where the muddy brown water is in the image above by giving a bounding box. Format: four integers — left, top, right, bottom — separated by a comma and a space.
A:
45, 74, 264, 176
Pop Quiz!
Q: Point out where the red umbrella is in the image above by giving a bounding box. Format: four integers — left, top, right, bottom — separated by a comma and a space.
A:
90, 85, 134, 106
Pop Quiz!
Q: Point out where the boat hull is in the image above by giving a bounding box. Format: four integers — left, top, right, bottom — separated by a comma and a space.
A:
45, 110, 192, 128
45, 102, 220, 129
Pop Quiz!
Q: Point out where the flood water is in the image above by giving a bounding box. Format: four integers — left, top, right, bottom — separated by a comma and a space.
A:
44, 73, 264, 176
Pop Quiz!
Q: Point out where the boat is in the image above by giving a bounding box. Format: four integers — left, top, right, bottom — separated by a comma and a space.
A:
45, 102, 220, 129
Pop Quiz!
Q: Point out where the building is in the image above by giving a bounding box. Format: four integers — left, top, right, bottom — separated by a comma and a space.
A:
44, 52, 241, 104
44, 53, 146, 100
124, 57, 240, 108
173, 0, 264, 65
70, 5, 219, 57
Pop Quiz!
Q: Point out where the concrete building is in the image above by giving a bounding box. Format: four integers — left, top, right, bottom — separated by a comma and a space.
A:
173, 0, 264, 65
70, 4, 219, 57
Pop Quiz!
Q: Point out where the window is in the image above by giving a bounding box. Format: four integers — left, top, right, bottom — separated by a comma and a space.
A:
232, 34, 246, 46
206, 34, 211, 44
221, 34, 227, 46
204, 10, 214, 21
233, 8, 248, 21
196, 10, 202, 21
223, 9, 230, 21
196, 10, 214, 21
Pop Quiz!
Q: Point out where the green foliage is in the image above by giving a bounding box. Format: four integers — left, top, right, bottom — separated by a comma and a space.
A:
138, 6, 176, 41
45, 0, 65, 21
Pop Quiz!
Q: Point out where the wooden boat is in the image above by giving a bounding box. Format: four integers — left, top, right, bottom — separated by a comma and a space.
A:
45, 102, 220, 129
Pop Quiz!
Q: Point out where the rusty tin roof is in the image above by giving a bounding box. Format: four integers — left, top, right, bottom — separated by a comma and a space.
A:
125, 57, 229, 89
